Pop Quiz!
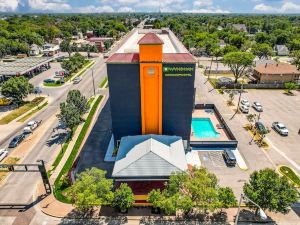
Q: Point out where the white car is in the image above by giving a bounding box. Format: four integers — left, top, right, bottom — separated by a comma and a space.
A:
24, 120, 42, 134
239, 104, 249, 113
252, 102, 263, 112
241, 99, 250, 107
272, 122, 289, 136
73, 77, 82, 84
0, 148, 8, 162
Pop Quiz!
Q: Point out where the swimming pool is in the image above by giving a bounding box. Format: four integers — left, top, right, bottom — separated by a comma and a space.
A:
191, 118, 220, 138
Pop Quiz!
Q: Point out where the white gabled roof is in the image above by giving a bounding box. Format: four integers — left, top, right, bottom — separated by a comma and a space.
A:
112, 135, 187, 178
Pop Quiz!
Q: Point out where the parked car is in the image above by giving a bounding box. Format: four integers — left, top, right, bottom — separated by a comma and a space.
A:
252, 102, 263, 112
8, 134, 25, 148
239, 104, 249, 113
272, 122, 289, 136
0, 148, 8, 162
255, 122, 268, 135
241, 99, 250, 107
223, 149, 236, 167
43, 79, 55, 84
23, 120, 42, 134
103, 53, 110, 58
33, 87, 42, 94
73, 76, 82, 84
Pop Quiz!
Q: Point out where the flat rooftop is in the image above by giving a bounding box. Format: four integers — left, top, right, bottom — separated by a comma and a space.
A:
116, 29, 189, 54
0, 57, 53, 76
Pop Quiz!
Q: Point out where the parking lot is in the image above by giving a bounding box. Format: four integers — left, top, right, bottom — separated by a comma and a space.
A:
233, 89, 300, 171
198, 150, 250, 194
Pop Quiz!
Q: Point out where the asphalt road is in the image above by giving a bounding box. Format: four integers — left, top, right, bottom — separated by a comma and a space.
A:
0, 56, 107, 204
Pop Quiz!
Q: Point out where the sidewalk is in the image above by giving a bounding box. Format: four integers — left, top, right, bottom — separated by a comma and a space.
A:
37, 94, 107, 217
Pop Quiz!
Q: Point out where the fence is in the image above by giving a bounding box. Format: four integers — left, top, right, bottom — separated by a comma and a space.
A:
216, 82, 285, 89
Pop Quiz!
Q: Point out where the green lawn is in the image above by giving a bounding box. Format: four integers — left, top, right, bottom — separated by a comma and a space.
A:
17, 101, 48, 122
99, 77, 108, 88
53, 95, 103, 203
279, 165, 300, 187
44, 82, 63, 87
0, 97, 45, 124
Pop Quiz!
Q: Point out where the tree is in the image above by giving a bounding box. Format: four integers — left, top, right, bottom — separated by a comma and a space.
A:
57, 90, 88, 131
291, 50, 300, 70
1, 76, 33, 104
212, 47, 224, 73
66, 90, 89, 115
246, 114, 256, 129
243, 168, 299, 214
251, 43, 274, 59
68, 168, 114, 212
60, 39, 72, 57
284, 82, 299, 94
223, 52, 255, 83
58, 102, 81, 131
148, 167, 221, 215
218, 187, 237, 211
113, 183, 135, 212
229, 34, 245, 49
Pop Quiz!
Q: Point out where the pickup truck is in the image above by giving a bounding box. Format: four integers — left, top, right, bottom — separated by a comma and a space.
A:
23, 120, 42, 134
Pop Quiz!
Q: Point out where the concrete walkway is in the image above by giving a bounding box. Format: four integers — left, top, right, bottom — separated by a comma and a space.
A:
37, 94, 107, 217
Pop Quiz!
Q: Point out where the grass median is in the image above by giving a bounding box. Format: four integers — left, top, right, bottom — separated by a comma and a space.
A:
17, 101, 48, 122
0, 97, 45, 125
279, 165, 300, 187
53, 95, 103, 203
99, 77, 108, 88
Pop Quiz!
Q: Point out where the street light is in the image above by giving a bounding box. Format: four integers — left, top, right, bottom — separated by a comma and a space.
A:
235, 194, 267, 225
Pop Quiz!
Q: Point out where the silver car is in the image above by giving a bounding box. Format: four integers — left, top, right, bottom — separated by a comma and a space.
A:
272, 122, 289, 136
252, 102, 263, 112
0, 148, 8, 162
73, 77, 82, 84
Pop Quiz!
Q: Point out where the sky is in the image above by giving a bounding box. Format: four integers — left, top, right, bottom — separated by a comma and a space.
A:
0, 0, 300, 14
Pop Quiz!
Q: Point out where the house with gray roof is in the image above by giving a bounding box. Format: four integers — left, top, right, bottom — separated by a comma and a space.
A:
112, 134, 187, 180
232, 24, 247, 32
274, 45, 289, 56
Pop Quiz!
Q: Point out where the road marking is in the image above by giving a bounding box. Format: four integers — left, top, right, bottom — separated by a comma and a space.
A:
266, 137, 300, 172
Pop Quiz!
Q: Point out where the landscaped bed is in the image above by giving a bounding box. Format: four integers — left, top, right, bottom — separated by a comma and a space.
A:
53, 95, 103, 203
279, 165, 300, 187
0, 97, 45, 124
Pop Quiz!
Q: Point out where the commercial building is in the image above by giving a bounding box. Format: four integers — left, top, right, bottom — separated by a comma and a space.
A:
253, 62, 300, 84
106, 29, 196, 201
107, 29, 196, 146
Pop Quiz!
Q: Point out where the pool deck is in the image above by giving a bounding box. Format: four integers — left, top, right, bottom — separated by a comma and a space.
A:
191, 109, 231, 142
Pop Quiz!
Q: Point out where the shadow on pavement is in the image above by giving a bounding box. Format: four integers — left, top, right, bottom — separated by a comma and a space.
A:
75, 99, 114, 176
0, 193, 48, 212
46, 131, 69, 147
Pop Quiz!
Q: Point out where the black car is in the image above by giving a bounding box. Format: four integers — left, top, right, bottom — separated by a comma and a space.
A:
223, 149, 236, 167
43, 79, 55, 84
9, 134, 25, 148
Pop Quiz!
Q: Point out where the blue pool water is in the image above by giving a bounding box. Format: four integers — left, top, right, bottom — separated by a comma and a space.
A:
192, 118, 220, 138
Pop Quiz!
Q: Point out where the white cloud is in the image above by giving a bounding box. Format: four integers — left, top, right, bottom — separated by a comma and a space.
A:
183, 8, 230, 13
116, 0, 139, 4
193, 0, 212, 7
0, 0, 19, 12
28, 0, 70, 11
78, 5, 114, 13
117, 6, 133, 12
254, 1, 300, 13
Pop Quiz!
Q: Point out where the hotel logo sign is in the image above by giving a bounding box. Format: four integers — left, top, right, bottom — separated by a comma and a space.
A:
163, 66, 194, 77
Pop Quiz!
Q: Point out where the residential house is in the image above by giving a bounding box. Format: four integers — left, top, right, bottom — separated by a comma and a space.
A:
218, 40, 227, 48
88, 37, 114, 52
232, 24, 247, 32
42, 43, 60, 56
253, 62, 300, 84
274, 45, 289, 56
29, 44, 42, 56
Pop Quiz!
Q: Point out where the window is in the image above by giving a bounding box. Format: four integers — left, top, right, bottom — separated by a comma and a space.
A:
147, 67, 155, 76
